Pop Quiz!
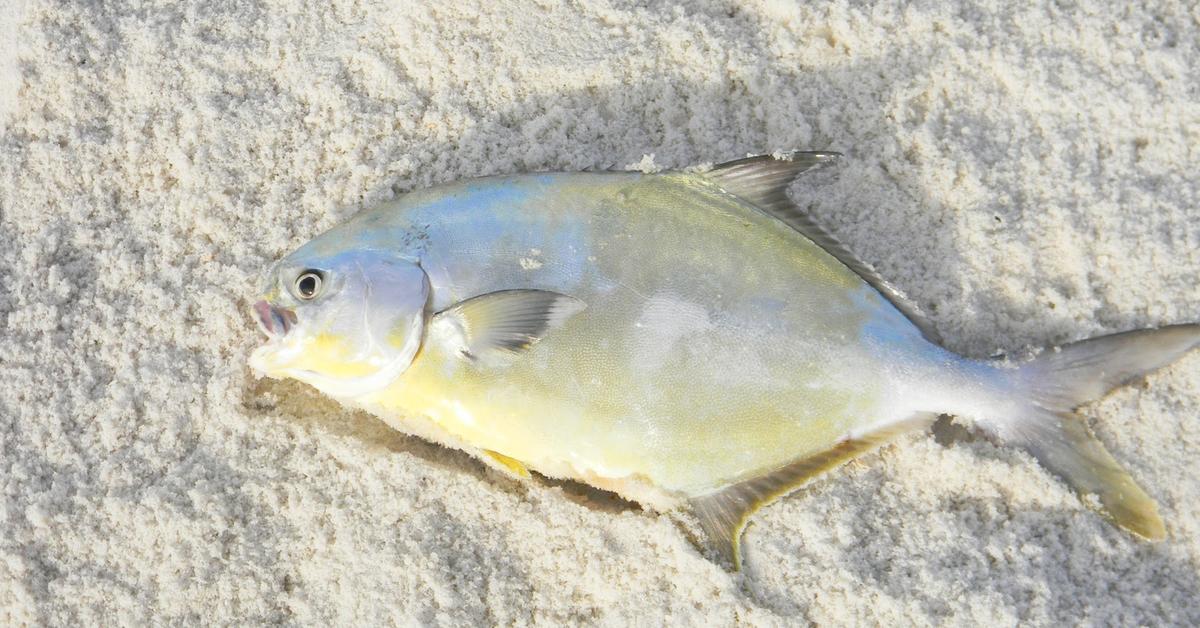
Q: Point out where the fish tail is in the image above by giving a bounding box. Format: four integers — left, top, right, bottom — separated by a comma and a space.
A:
977, 324, 1200, 540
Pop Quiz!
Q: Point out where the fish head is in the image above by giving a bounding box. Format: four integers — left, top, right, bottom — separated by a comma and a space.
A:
249, 246, 429, 398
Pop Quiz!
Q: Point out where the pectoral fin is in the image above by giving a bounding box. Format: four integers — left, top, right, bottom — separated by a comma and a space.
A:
690, 414, 935, 570
431, 289, 586, 361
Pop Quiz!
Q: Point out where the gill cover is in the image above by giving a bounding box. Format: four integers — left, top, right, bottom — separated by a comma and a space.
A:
336, 256, 430, 396
253, 253, 430, 399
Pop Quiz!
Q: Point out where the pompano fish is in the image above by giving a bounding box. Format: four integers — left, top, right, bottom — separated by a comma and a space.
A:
250, 152, 1198, 568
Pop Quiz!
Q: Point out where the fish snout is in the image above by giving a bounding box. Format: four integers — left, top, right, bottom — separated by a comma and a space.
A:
253, 300, 298, 338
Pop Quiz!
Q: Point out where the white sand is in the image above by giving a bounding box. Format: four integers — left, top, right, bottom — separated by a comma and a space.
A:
2, 0, 1198, 624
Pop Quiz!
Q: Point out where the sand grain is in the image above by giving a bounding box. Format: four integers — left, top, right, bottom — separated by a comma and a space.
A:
1, 0, 1198, 624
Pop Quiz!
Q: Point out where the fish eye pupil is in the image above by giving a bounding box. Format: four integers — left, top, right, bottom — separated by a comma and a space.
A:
295, 271, 322, 299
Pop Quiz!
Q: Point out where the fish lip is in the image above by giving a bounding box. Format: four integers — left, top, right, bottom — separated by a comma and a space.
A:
252, 300, 297, 339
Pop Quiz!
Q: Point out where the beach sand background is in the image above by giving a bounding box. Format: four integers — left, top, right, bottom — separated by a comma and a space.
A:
1, 0, 1198, 624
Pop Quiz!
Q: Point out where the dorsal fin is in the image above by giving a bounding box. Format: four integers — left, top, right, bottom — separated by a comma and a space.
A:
700, 152, 942, 345
689, 414, 936, 570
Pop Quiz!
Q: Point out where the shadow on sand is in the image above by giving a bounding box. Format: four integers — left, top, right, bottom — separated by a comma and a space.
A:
237, 29, 1200, 622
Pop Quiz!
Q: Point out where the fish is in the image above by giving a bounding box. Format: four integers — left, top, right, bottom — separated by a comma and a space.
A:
249, 151, 1199, 569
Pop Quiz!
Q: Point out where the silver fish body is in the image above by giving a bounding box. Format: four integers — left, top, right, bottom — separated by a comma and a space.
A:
251, 153, 1198, 567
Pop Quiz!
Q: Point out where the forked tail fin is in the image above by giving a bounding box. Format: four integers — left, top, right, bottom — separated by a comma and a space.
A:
983, 324, 1200, 540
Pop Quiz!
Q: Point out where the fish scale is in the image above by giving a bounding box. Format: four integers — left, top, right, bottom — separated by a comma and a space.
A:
251, 152, 1198, 569
356, 170, 897, 489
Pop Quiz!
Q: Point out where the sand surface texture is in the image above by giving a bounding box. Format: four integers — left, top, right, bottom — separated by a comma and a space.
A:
2, 0, 1198, 624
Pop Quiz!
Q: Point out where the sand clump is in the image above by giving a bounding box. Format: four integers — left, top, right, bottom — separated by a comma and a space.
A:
1, 0, 1198, 624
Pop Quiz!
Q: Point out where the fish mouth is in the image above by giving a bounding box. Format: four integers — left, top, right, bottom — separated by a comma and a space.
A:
253, 300, 298, 339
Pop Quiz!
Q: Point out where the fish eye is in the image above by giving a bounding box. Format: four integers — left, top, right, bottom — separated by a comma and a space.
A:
294, 270, 324, 300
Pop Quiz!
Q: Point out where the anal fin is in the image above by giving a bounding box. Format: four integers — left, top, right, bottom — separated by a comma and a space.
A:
689, 415, 935, 570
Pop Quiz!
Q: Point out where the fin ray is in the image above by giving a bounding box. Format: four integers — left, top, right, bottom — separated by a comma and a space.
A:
700, 152, 942, 344
987, 324, 1200, 540
689, 414, 936, 570
431, 289, 586, 360
484, 450, 532, 479
1006, 411, 1164, 540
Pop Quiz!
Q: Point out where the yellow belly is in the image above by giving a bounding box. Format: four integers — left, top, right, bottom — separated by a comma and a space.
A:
355, 331, 882, 504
